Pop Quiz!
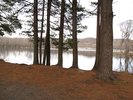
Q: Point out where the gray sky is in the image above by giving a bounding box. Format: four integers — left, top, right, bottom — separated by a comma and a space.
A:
78, 0, 133, 39
5, 0, 133, 39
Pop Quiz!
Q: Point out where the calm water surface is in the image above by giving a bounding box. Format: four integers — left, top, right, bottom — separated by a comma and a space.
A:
0, 46, 133, 73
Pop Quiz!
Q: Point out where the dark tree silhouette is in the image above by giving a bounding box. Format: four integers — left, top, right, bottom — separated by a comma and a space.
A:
43, 0, 52, 65
39, 0, 45, 64
92, 0, 101, 70
57, 0, 65, 67
71, 0, 78, 68
33, 0, 39, 64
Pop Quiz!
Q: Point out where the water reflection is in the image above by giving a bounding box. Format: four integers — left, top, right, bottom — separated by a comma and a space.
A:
0, 46, 33, 64
118, 54, 133, 73
0, 46, 133, 73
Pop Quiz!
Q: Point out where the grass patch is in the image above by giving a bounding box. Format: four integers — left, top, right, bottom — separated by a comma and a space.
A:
89, 88, 94, 92
78, 70, 84, 73
122, 81, 128, 86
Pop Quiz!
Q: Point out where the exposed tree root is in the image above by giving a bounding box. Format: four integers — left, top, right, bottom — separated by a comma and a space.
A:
92, 65, 100, 71
95, 72, 117, 82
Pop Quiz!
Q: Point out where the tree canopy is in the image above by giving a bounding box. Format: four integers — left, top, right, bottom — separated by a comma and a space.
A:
0, 0, 22, 36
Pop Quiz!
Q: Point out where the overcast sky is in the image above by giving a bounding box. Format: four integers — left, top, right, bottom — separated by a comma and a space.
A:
5, 0, 133, 39
78, 0, 133, 39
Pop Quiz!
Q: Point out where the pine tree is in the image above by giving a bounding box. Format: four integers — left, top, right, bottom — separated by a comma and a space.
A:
57, 0, 65, 67
0, 0, 22, 36
96, 0, 116, 81
71, 0, 78, 68
39, 0, 45, 64
92, 0, 101, 70
43, 0, 52, 65
33, 0, 39, 64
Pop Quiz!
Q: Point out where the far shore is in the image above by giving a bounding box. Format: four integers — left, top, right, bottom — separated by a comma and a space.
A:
1, 45, 133, 56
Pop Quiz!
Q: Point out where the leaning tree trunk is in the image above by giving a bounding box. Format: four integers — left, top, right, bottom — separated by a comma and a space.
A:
92, 0, 101, 70
33, 0, 38, 64
71, 0, 78, 68
96, 0, 116, 81
57, 0, 65, 67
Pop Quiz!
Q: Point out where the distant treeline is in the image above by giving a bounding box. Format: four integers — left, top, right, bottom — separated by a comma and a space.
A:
113, 39, 133, 51
0, 37, 33, 47
78, 38, 133, 51
0, 37, 133, 50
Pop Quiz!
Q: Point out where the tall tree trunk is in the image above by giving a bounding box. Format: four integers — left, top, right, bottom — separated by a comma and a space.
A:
33, 0, 38, 64
96, 0, 116, 81
57, 0, 65, 67
39, 0, 45, 64
43, 0, 52, 65
92, 0, 101, 70
71, 0, 78, 68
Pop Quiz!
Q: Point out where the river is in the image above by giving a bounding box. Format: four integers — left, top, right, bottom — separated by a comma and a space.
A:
0, 46, 133, 73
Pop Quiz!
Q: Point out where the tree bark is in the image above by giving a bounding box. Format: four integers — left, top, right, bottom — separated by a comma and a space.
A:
43, 0, 52, 65
39, 0, 45, 64
33, 0, 38, 64
96, 0, 116, 81
57, 0, 65, 67
71, 0, 78, 68
92, 0, 101, 70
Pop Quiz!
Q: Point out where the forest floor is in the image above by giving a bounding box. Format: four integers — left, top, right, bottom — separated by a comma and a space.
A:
0, 59, 133, 100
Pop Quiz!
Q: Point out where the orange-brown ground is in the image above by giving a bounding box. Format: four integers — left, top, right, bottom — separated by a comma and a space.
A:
0, 59, 133, 100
